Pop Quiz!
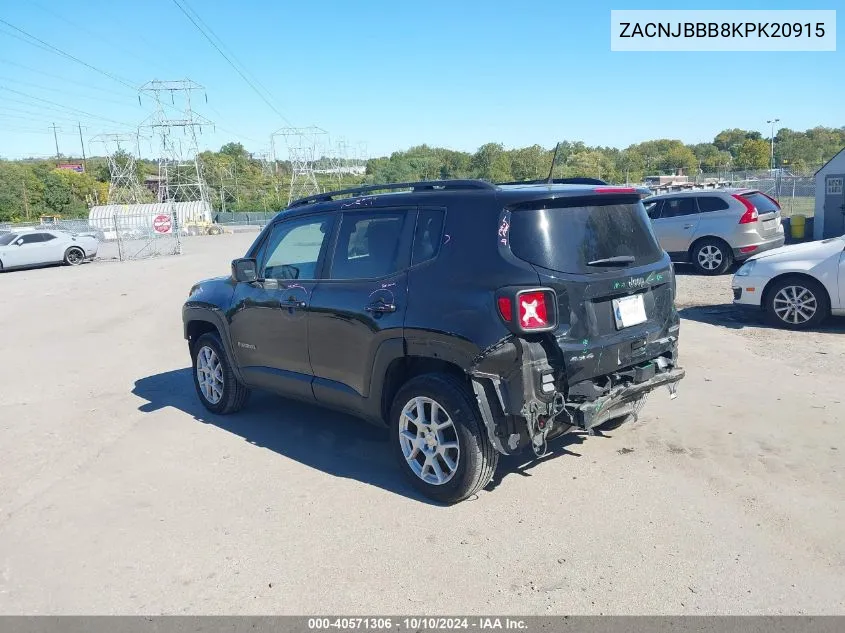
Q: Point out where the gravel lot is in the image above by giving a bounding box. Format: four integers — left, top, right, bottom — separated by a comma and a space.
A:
0, 234, 843, 615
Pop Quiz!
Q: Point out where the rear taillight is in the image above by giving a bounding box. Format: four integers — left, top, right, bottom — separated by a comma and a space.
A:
733, 194, 758, 224
497, 297, 513, 322
496, 288, 557, 334
517, 290, 549, 330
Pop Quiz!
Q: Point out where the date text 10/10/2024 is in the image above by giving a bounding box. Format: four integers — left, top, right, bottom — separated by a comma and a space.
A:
308, 618, 528, 630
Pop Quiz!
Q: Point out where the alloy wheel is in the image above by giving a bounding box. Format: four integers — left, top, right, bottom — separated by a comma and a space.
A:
697, 245, 723, 271
773, 285, 817, 325
196, 345, 224, 404
398, 396, 460, 485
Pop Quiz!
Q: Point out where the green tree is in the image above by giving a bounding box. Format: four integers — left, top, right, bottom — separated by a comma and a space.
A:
509, 145, 548, 181
736, 139, 771, 169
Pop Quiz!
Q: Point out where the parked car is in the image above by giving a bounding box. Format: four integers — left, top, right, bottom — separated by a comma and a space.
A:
643, 189, 785, 275
732, 234, 845, 329
182, 179, 686, 503
0, 230, 98, 271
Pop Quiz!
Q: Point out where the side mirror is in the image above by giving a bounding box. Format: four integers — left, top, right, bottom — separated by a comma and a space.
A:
15, 239, 23, 246
231, 257, 258, 283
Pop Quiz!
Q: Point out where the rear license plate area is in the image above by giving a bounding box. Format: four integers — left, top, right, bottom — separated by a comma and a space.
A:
612, 294, 647, 329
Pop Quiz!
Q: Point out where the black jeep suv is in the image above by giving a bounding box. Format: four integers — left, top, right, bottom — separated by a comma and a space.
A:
183, 179, 685, 503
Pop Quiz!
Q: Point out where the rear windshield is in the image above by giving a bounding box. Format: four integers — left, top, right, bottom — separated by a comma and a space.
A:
508, 200, 663, 273
741, 192, 780, 214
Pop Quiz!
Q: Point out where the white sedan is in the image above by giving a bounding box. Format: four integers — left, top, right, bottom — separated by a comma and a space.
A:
0, 230, 98, 272
732, 234, 845, 329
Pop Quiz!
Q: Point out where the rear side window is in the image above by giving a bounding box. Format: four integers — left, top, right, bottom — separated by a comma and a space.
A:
330, 211, 408, 280
696, 196, 730, 212
661, 198, 697, 217
411, 209, 445, 265
741, 192, 780, 214
508, 199, 663, 274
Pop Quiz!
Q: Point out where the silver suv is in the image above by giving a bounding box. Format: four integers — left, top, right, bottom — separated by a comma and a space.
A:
644, 188, 785, 275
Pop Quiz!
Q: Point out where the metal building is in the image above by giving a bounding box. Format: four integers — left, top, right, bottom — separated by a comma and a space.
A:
88, 201, 213, 233
814, 148, 845, 240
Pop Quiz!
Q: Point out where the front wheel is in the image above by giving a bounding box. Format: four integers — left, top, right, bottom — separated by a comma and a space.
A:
64, 247, 84, 266
191, 332, 250, 414
765, 276, 829, 330
390, 373, 498, 504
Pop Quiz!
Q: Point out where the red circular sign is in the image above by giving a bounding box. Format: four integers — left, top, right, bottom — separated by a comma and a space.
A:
153, 214, 172, 234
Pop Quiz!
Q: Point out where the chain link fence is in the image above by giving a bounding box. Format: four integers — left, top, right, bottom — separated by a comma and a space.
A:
650, 170, 817, 218
0, 213, 182, 262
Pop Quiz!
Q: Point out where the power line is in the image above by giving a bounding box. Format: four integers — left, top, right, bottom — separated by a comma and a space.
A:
0, 103, 115, 128
179, 0, 285, 118
170, 0, 292, 125
0, 18, 138, 91
26, 0, 173, 79
0, 86, 134, 127
0, 58, 137, 98
0, 75, 144, 109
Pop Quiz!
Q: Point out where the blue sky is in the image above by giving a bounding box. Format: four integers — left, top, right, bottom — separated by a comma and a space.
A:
0, 0, 841, 159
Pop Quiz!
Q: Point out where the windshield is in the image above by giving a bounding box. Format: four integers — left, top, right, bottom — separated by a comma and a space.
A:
508, 199, 664, 273
0, 233, 19, 246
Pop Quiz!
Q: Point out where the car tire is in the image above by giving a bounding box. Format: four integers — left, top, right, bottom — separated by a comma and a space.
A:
191, 332, 250, 414
389, 373, 498, 504
691, 238, 732, 275
764, 276, 829, 330
64, 246, 85, 266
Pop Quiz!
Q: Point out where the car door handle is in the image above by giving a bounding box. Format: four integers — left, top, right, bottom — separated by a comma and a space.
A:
280, 299, 306, 309
684, 224, 694, 229
365, 302, 396, 313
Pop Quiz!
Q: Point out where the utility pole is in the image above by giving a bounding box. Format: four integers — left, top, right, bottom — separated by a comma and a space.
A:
77, 122, 88, 173
766, 118, 780, 172
22, 179, 30, 220
50, 123, 60, 160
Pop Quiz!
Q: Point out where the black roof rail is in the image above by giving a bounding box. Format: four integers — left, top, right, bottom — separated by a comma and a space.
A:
496, 177, 609, 186
287, 179, 497, 208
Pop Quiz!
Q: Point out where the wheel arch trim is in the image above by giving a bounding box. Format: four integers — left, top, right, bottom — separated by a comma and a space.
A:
183, 306, 246, 383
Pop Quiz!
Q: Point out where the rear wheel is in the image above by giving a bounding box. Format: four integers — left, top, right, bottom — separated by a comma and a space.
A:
765, 276, 829, 330
692, 238, 732, 275
191, 332, 250, 414
390, 373, 498, 504
64, 246, 84, 266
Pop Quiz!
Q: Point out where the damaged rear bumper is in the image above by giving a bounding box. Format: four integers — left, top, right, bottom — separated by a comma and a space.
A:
570, 365, 685, 432
469, 335, 685, 456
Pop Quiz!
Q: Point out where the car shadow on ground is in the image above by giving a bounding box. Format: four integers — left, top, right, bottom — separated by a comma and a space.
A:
133, 368, 591, 504
678, 303, 845, 333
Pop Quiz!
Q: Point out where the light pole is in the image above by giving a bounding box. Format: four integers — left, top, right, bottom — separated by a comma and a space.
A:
766, 118, 780, 172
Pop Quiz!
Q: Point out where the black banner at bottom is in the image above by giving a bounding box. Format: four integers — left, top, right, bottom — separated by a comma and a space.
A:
0, 617, 842, 633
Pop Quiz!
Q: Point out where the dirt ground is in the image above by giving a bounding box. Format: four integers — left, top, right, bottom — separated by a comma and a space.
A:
0, 234, 843, 615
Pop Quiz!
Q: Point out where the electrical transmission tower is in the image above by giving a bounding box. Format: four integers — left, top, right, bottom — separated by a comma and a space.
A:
271, 126, 328, 204
91, 133, 144, 204
139, 80, 212, 207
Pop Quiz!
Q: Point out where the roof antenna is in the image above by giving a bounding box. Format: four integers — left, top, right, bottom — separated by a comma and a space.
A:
546, 142, 561, 184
